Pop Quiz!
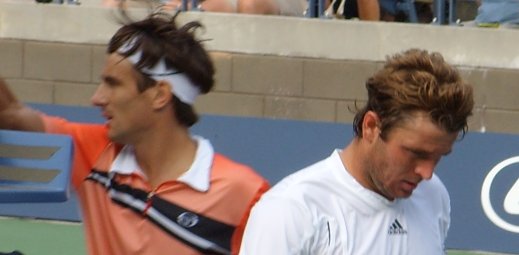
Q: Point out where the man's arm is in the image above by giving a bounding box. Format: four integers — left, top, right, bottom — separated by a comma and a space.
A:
0, 78, 45, 132
357, 0, 380, 20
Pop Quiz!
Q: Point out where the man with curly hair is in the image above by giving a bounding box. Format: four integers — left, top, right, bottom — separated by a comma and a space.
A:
240, 49, 474, 254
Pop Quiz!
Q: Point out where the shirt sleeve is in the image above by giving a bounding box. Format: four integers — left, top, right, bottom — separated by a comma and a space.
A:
439, 180, 451, 254
231, 180, 270, 255
428, 174, 450, 254
239, 195, 315, 255
42, 114, 109, 188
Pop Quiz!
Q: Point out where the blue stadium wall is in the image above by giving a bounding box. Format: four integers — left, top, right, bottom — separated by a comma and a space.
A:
1, 103, 519, 254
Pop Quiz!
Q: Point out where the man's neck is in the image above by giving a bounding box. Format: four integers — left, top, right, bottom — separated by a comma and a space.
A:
340, 139, 369, 189
132, 126, 197, 189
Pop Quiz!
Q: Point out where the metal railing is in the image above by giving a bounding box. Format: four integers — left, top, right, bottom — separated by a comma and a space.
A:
433, 0, 460, 25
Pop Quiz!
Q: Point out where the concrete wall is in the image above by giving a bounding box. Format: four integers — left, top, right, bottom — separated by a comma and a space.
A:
1, 1, 519, 134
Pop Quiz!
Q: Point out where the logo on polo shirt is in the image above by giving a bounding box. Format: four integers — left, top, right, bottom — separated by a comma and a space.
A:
177, 212, 199, 228
388, 219, 407, 235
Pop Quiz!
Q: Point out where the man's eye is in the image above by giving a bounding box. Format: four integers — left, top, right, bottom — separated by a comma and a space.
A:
411, 151, 428, 159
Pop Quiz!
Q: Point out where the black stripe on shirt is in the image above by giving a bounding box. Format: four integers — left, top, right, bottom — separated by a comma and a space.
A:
86, 170, 234, 255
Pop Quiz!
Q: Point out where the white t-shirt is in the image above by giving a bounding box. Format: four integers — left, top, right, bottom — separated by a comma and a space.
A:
240, 150, 450, 255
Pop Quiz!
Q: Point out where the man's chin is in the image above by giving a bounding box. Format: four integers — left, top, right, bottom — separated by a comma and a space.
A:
107, 131, 122, 143
396, 190, 414, 199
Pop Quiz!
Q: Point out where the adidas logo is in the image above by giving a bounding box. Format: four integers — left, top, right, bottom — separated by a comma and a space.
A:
388, 219, 407, 235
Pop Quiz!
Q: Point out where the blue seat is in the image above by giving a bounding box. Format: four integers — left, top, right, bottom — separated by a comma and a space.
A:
0, 130, 73, 203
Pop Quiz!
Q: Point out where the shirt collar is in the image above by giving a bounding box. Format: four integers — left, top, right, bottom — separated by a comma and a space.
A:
109, 135, 214, 192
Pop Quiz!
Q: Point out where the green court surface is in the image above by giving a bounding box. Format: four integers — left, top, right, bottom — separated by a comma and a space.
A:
449, 251, 515, 255
0, 217, 85, 255
0, 216, 514, 255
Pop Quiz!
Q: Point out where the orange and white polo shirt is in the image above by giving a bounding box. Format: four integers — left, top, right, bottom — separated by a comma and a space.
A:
43, 115, 270, 255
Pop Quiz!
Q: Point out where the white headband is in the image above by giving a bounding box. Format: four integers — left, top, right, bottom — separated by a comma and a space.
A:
117, 41, 200, 105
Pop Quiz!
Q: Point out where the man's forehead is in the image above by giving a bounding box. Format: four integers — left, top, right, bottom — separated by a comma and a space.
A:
101, 53, 138, 79
103, 53, 136, 72
107, 53, 132, 65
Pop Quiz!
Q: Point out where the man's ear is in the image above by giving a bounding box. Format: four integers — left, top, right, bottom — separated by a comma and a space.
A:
362, 111, 380, 143
152, 80, 173, 109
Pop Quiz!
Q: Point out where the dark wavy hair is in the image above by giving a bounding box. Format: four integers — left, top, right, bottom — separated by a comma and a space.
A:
107, 8, 214, 127
353, 49, 474, 139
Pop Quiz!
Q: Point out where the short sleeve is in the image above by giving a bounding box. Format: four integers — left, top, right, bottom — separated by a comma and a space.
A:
239, 195, 315, 255
42, 114, 109, 188
436, 175, 451, 252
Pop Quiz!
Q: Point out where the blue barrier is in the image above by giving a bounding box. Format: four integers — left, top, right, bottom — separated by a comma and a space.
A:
436, 132, 519, 253
0, 130, 73, 203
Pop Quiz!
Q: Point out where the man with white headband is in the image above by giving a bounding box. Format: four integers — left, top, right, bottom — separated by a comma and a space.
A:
0, 10, 269, 255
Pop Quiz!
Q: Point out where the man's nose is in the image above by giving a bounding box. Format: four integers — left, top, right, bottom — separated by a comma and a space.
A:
415, 161, 435, 180
91, 84, 107, 107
